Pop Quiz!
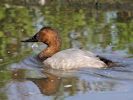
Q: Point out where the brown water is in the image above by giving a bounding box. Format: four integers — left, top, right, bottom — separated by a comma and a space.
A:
0, 0, 133, 100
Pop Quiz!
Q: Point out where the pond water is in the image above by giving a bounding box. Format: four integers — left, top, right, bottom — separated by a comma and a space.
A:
0, 0, 133, 100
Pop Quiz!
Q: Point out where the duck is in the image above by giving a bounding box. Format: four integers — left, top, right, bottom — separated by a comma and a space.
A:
22, 27, 114, 70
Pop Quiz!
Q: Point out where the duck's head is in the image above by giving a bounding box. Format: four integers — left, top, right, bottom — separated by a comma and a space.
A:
22, 27, 61, 45
22, 27, 61, 60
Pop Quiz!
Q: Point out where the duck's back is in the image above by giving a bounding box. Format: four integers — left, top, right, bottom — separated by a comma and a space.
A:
43, 48, 107, 70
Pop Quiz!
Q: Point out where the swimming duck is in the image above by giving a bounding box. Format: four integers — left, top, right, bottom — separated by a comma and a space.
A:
22, 27, 114, 70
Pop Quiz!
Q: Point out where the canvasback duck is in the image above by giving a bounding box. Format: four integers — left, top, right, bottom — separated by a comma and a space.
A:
22, 27, 114, 70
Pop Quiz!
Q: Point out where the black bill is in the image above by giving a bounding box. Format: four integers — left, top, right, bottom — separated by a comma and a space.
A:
21, 34, 38, 42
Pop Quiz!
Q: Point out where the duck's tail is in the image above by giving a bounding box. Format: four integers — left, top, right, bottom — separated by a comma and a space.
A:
97, 55, 120, 67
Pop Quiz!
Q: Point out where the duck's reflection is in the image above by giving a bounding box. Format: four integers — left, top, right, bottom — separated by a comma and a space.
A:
30, 72, 61, 96
9, 68, 119, 98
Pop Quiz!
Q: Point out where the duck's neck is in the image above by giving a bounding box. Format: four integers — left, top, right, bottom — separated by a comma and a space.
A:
38, 41, 61, 61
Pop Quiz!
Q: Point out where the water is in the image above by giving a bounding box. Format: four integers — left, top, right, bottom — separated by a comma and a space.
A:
0, 0, 133, 100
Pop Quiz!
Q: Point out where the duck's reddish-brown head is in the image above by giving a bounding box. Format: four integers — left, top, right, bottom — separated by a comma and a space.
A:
22, 27, 60, 44
22, 27, 61, 60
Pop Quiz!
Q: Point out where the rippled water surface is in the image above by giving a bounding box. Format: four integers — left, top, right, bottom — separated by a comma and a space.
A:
0, 0, 133, 100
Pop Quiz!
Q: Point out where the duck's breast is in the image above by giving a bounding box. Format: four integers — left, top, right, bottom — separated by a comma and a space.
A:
43, 48, 106, 70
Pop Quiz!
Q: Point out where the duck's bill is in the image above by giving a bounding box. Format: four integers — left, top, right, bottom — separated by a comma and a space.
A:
21, 34, 38, 42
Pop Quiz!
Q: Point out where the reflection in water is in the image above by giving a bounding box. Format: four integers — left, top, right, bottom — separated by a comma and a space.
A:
5, 68, 122, 100
31, 72, 61, 96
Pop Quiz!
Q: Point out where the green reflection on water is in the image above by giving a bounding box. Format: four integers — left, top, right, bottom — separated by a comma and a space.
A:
0, 71, 11, 86
0, 93, 7, 100
0, 71, 11, 100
